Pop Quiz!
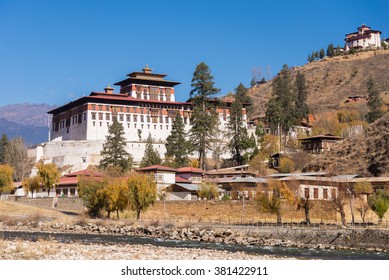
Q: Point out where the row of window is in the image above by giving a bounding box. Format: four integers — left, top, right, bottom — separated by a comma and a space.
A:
91, 112, 190, 125
90, 103, 188, 112
92, 121, 171, 131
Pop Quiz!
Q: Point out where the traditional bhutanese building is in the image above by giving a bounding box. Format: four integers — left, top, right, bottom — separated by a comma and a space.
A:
345, 24, 382, 51
37, 66, 247, 171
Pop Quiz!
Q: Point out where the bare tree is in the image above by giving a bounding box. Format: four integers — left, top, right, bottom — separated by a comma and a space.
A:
330, 181, 347, 227
251, 67, 263, 83
3, 137, 33, 181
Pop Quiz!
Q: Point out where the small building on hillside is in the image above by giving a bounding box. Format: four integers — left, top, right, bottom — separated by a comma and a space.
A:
298, 134, 343, 154
345, 24, 382, 51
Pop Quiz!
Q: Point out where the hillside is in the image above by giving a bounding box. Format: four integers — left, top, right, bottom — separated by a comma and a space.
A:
249, 49, 389, 117
0, 103, 55, 145
303, 112, 389, 177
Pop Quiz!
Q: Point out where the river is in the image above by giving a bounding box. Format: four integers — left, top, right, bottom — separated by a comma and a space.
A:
1, 230, 389, 260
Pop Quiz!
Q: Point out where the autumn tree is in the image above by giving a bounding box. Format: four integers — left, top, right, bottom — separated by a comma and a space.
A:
197, 182, 219, 201
103, 178, 129, 219
255, 179, 295, 224
37, 162, 60, 196
365, 77, 384, 123
165, 113, 191, 167
22, 176, 41, 197
3, 137, 33, 181
100, 117, 133, 172
278, 157, 295, 173
189, 62, 220, 170
0, 164, 14, 196
140, 134, 162, 168
78, 175, 108, 217
127, 173, 157, 220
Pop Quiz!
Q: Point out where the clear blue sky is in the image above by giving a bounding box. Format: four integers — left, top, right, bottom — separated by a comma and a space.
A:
0, 0, 388, 107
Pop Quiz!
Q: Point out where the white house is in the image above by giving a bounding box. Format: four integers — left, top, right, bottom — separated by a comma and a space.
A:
345, 24, 382, 51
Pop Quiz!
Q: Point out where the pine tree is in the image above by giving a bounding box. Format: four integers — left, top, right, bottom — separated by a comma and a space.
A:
227, 83, 254, 165
140, 134, 162, 167
365, 77, 384, 123
327, 43, 334, 57
250, 77, 256, 87
265, 64, 296, 135
189, 62, 220, 170
100, 117, 133, 171
319, 48, 325, 59
294, 72, 309, 123
165, 113, 190, 167
0, 134, 8, 163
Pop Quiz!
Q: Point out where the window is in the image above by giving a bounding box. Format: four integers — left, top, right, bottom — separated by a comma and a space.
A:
126, 114, 131, 122
119, 114, 124, 121
133, 115, 138, 122
105, 113, 110, 120
99, 113, 103, 120
304, 188, 310, 198
91, 104, 96, 110
314, 188, 318, 199
140, 115, 144, 122
159, 116, 163, 123
91, 112, 96, 120
98, 105, 102, 111
147, 116, 151, 123
323, 189, 328, 200
165, 116, 169, 123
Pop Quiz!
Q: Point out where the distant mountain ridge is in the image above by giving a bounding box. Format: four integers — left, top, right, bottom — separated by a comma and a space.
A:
0, 103, 55, 145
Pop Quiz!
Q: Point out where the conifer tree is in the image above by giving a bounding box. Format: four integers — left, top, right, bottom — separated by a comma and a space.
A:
0, 134, 8, 163
327, 43, 334, 57
319, 48, 325, 59
294, 71, 309, 123
365, 77, 384, 123
165, 113, 190, 167
227, 83, 253, 165
189, 62, 220, 170
100, 117, 133, 172
140, 134, 162, 167
250, 77, 256, 87
265, 64, 296, 135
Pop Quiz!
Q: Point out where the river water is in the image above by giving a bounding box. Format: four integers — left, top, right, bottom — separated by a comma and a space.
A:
1, 230, 389, 260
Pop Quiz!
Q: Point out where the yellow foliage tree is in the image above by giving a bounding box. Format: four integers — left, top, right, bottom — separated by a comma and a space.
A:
127, 173, 157, 220
197, 182, 219, 200
0, 164, 14, 195
22, 176, 41, 197
103, 178, 129, 219
37, 162, 60, 196
255, 179, 296, 224
279, 157, 295, 173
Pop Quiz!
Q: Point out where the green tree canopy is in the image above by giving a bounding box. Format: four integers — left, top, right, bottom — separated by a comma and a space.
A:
0, 134, 8, 164
140, 134, 162, 168
365, 77, 384, 123
78, 175, 108, 217
265, 64, 296, 135
165, 113, 191, 167
189, 62, 220, 170
294, 71, 309, 123
100, 117, 133, 172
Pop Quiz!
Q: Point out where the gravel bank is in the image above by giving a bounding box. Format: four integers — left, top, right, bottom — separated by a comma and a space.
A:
0, 239, 288, 260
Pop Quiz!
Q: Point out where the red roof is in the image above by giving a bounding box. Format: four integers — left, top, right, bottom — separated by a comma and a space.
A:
58, 176, 78, 186
175, 176, 191, 183
136, 165, 177, 173
177, 167, 204, 174
65, 169, 104, 177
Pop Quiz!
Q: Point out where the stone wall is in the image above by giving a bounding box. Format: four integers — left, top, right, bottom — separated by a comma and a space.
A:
17, 197, 84, 213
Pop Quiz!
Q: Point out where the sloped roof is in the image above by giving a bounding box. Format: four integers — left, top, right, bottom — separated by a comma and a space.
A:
136, 165, 177, 173
177, 167, 204, 174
